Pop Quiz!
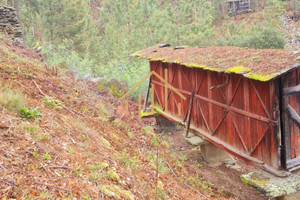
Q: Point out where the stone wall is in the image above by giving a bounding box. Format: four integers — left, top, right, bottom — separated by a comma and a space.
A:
0, 5, 24, 46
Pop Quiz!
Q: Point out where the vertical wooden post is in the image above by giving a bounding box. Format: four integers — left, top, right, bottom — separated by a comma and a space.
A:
143, 77, 152, 112
244, 78, 251, 153
151, 83, 155, 112
165, 68, 168, 112
185, 91, 195, 138
138, 93, 142, 121
178, 103, 181, 117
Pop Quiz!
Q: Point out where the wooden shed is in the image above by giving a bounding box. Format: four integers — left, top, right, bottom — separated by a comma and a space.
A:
133, 45, 300, 175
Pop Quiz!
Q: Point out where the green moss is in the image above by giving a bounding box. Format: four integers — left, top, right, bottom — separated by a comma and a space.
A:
107, 169, 120, 183
100, 162, 109, 170
244, 72, 276, 81
241, 175, 255, 187
226, 66, 251, 74
100, 184, 134, 200
241, 173, 270, 188
101, 137, 111, 147
141, 111, 158, 118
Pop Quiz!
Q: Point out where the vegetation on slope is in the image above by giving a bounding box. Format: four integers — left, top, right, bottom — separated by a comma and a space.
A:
14, 0, 291, 98
0, 34, 237, 199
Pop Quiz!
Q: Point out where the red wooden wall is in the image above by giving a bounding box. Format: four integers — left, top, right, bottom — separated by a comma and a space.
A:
150, 61, 282, 169
282, 68, 300, 170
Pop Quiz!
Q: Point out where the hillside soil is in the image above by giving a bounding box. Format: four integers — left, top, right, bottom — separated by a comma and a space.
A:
0, 35, 268, 200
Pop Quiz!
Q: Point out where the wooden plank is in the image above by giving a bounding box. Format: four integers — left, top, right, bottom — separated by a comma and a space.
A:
271, 80, 281, 169
283, 75, 292, 162
154, 107, 291, 177
208, 71, 213, 132
143, 77, 151, 111
244, 78, 251, 153
153, 80, 277, 124
286, 105, 300, 129
283, 84, 300, 97
185, 91, 195, 137
286, 157, 300, 169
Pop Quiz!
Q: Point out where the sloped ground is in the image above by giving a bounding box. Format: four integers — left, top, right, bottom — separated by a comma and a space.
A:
0, 35, 267, 200
0, 35, 224, 199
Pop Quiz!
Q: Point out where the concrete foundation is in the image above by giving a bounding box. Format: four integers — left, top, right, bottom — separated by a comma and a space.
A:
201, 142, 231, 165
155, 115, 181, 133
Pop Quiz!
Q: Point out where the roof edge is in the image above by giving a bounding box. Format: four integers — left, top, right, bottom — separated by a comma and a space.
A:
132, 48, 300, 82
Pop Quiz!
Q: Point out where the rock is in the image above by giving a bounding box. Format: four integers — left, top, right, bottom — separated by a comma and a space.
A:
227, 164, 242, 171
241, 170, 300, 198
183, 133, 207, 146
224, 159, 237, 165
0, 5, 24, 47
90, 77, 101, 82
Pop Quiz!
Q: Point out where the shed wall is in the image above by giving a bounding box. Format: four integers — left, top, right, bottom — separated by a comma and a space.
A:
282, 68, 300, 170
150, 61, 281, 169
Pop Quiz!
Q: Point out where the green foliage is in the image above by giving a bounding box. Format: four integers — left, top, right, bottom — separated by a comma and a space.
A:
33, 151, 39, 158
43, 152, 51, 160
19, 107, 42, 120
0, 88, 24, 111
196, 163, 203, 168
19, 0, 290, 100
264, 0, 286, 27
89, 171, 103, 181
83, 194, 91, 200
34, 133, 50, 142
43, 96, 62, 109
224, 26, 286, 49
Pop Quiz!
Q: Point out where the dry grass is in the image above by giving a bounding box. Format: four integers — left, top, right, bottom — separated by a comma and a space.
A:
0, 87, 24, 111
0, 37, 233, 200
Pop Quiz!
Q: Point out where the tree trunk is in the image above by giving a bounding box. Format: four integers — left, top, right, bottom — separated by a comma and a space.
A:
13, 0, 24, 36
50, 6, 54, 43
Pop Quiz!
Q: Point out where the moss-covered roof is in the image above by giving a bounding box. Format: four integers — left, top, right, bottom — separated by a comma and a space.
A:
133, 45, 300, 82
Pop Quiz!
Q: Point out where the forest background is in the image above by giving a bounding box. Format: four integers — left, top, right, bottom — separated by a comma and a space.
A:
1, 0, 299, 97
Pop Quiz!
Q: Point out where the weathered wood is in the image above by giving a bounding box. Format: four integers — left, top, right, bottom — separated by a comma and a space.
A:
153, 80, 276, 124
286, 157, 300, 170
154, 107, 290, 177
143, 77, 151, 112
283, 84, 300, 97
185, 91, 195, 138
282, 76, 292, 165
286, 104, 300, 129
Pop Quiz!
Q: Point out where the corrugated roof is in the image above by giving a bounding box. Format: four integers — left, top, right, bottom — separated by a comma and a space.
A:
133, 45, 300, 81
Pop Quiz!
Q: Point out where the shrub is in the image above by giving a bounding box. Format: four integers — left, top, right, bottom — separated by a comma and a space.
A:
19, 107, 42, 120
222, 26, 286, 49
0, 88, 24, 111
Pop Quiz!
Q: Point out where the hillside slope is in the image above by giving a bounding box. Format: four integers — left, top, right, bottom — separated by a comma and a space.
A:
0, 35, 268, 200
0, 35, 215, 199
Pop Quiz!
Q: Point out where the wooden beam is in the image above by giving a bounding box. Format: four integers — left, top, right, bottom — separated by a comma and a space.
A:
152, 80, 277, 125
154, 107, 291, 177
286, 104, 300, 128
286, 157, 300, 170
283, 85, 300, 97
185, 91, 195, 138
143, 77, 152, 111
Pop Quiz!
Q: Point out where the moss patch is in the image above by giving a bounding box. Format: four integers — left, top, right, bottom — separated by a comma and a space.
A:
100, 184, 134, 200
107, 169, 120, 183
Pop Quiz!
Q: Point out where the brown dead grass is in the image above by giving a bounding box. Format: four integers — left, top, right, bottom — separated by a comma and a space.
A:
0, 35, 234, 199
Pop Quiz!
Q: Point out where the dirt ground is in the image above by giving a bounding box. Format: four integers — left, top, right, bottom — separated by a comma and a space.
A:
163, 130, 268, 200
